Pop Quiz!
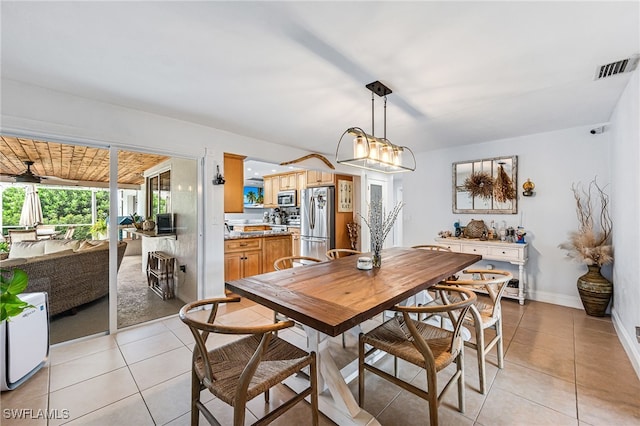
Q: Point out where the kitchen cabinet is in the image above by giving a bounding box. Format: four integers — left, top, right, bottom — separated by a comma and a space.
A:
232, 225, 271, 232
223, 153, 246, 213
279, 174, 296, 190
262, 235, 292, 273
306, 170, 335, 187
224, 238, 262, 281
434, 237, 528, 305
288, 227, 301, 257
296, 172, 306, 207
263, 175, 280, 208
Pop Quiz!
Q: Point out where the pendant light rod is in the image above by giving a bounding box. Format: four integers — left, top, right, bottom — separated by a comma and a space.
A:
371, 90, 375, 137
336, 80, 416, 173
383, 96, 387, 140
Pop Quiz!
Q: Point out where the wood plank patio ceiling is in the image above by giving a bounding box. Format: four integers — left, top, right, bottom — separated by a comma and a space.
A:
0, 136, 169, 185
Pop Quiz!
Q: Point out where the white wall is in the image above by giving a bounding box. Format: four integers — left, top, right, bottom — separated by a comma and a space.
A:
609, 70, 640, 377
402, 125, 610, 308
0, 79, 324, 301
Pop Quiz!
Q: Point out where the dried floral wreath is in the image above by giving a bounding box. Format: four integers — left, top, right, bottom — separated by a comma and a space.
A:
463, 171, 494, 199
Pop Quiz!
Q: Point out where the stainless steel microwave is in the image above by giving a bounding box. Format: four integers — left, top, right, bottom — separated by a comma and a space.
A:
277, 190, 296, 207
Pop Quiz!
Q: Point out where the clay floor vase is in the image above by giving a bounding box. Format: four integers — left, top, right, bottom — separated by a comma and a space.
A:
577, 265, 612, 317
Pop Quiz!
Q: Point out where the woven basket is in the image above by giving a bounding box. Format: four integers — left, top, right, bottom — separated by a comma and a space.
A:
463, 220, 487, 238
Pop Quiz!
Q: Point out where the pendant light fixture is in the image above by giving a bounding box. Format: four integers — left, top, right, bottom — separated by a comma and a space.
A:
336, 81, 416, 173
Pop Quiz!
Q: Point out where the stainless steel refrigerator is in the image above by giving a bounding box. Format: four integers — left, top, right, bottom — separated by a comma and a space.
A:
300, 186, 335, 261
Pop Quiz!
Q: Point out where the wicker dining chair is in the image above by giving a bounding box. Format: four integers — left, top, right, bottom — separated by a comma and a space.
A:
359, 285, 477, 426
273, 255, 323, 270
409, 244, 454, 318
325, 248, 361, 260
273, 256, 323, 339
443, 269, 512, 394
179, 296, 318, 426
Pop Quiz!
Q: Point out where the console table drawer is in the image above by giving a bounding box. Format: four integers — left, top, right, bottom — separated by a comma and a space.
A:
460, 244, 489, 255
488, 246, 521, 260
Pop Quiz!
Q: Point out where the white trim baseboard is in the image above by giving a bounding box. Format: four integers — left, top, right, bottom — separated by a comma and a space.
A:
527, 290, 584, 310
611, 308, 640, 381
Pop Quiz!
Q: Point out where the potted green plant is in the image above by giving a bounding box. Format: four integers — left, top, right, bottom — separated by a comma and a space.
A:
90, 218, 108, 240
130, 212, 143, 230
0, 241, 9, 260
1, 269, 32, 322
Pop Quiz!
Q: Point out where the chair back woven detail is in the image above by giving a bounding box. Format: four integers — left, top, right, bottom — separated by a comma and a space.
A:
325, 249, 361, 260
273, 255, 322, 270
180, 297, 318, 426
359, 285, 477, 426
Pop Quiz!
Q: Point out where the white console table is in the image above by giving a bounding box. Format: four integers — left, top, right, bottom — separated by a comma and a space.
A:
434, 237, 528, 305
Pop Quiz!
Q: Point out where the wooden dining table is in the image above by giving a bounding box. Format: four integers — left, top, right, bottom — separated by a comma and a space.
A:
226, 247, 481, 425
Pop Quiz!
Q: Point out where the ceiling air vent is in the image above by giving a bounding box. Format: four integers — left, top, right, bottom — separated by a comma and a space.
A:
594, 55, 639, 80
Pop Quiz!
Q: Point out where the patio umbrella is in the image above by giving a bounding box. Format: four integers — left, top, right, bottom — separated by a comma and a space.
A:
19, 184, 43, 227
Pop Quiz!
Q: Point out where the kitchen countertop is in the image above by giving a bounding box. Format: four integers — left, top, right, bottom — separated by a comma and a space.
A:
225, 231, 293, 240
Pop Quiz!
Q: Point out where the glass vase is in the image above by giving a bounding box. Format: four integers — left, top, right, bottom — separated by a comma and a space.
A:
371, 243, 382, 268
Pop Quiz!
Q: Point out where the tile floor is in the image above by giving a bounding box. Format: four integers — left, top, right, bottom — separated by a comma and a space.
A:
2, 298, 639, 425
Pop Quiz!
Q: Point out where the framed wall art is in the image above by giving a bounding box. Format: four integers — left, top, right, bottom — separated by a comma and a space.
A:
338, 179, 353, 212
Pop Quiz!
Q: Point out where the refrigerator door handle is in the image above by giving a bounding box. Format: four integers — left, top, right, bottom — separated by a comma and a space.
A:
310, 196, 316, 230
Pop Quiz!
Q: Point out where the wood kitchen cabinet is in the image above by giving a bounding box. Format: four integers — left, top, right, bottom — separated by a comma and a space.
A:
306, 170, 335, 187
279, 173, 296, 190
223, 153, 246, 213
224, 238, 262, 281
296, 172, 306, 207
288, 227, 301, 257
263, 175, 280, 208
262, 235, 292, 273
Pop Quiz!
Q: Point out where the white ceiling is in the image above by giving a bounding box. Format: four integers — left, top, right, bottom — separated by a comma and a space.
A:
2, 2, 638, 156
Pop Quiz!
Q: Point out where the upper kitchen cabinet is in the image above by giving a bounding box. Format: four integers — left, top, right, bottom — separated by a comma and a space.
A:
306, 170, 335, 187
279, 173, 296, 190
224, 153, 247, 213
263, 175, 279, 208
296, 171, 306, 207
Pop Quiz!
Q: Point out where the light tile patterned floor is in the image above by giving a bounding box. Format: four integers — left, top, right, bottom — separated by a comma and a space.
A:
2, 298, 639, 425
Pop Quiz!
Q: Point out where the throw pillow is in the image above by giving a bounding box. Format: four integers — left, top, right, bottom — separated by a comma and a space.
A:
77, 240, 109, 251
8, 241, 46, 258
44, 239, 80, 254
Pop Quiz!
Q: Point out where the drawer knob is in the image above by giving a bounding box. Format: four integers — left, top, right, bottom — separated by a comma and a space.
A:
502, 251, 506, 254
240, 243, 248, 247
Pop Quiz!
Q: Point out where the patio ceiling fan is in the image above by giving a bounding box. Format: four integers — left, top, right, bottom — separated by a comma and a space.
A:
0, 160, 77, 184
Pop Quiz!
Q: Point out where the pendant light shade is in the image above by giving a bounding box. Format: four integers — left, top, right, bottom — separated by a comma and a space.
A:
336, 81, 416, 173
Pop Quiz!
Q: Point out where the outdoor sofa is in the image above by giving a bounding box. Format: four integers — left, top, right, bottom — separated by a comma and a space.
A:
0, 239, 127, 316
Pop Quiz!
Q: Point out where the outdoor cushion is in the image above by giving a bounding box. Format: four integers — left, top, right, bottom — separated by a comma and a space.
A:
9, 241, 45, 258
44, 239, 80, 254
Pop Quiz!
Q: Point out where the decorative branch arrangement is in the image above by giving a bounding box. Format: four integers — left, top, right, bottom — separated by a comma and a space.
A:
358, 200, 404, 266
559, 178, 613, 266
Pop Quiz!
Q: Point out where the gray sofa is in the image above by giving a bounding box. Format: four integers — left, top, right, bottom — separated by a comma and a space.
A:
1, 240, 127, 316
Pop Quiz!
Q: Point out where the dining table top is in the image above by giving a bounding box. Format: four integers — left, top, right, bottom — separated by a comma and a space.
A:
225, 247, 482, 336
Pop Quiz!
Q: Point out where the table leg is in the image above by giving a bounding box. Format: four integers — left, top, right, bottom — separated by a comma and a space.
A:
287, 326, 380, 426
